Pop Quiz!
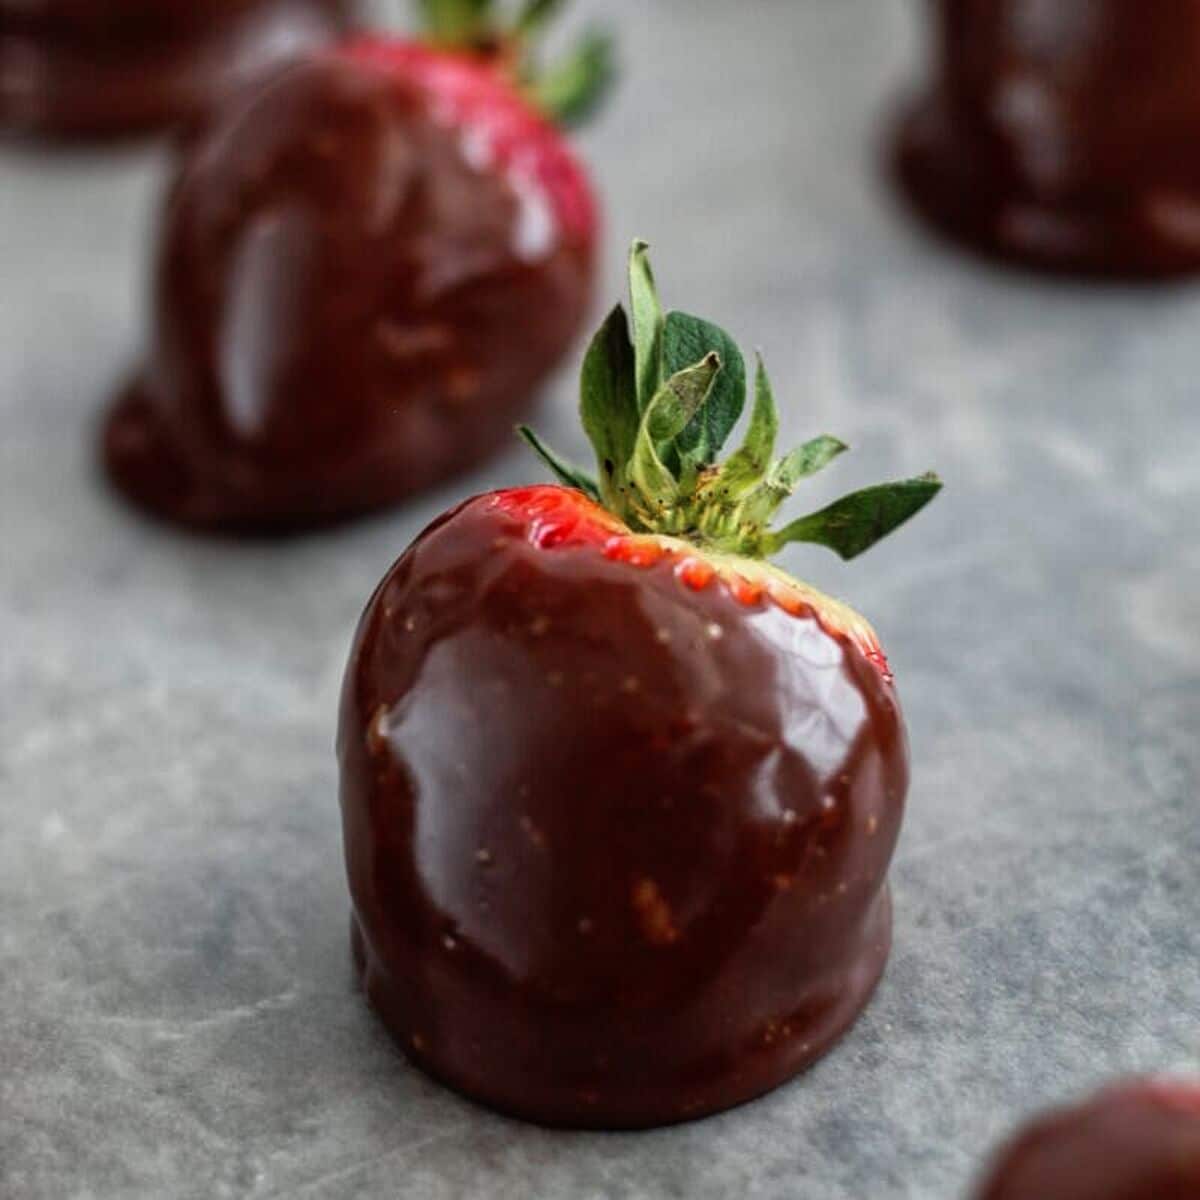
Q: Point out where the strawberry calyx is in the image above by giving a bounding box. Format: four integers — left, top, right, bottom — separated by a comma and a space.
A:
520, 241, 941, 564
517, 242, 942, 679
489, 485, 895, 681
414, 0, 613, 128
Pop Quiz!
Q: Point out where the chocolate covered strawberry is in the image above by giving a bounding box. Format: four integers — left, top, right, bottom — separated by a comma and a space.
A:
0, 0, 353, 142
103, 0, 611, 532
338, 244, 941, 1128
975, 1080, 1200, 1200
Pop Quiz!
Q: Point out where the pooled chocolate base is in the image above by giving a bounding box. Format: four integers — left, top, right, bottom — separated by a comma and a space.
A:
0, 0, 352, 142
102, 372, 541, 536
350, 898, 892, 1130
892, 93, 1200, 279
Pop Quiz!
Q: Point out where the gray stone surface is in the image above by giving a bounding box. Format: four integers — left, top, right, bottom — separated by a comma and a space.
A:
2, 1, 1198, 1196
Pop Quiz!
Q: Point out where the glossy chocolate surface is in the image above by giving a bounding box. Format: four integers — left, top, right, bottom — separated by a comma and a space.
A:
893, 1, 1200, 276
337, 494, 909, 1128
976, 1081, 1200, 1200
0, 0, 352, 141
103, 54, 595, 533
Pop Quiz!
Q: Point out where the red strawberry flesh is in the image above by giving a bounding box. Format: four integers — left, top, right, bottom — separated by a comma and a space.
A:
341, 39, 598, 243
491, 486, 893, 678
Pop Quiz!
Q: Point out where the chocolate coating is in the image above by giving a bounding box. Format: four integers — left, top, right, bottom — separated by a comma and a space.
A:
976, 1081, 1200, 1200
103, 54, 595, 533
893, 1, 1200, 276
337, 494, 909, 1128
0, 0, 352, 141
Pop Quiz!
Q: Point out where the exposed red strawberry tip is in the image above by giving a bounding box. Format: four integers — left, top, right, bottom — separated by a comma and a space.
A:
864, 649, 895, 686
676, 558, 715, 591
491, 486, 616, 551
337, 37, 597, 244
488, 486, 892, 680
730, 574, 766, 606
605, 538, 665, 568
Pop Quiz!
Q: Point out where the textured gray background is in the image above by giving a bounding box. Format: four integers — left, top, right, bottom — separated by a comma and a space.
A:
2, 1, 1198, 1197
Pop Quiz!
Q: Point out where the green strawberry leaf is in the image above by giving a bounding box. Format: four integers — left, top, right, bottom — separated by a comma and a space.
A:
710, 352, 778, 500
579, 304, 639, 512
514, 0, 565, 35
662, 311, 746, 466
628, 354, 721, 516
738, 434, 849, 528
765, 474, 943, 560
770, 435, 849, 491
517, 426, 600, 501
418, 0, 491, 42
528, 30, 615, 129
517, 241, 942, 570
629, 241, 665, 412
645, 353, 721, 443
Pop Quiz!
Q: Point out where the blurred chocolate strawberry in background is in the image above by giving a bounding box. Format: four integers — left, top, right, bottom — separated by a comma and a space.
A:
103, 0, 612, 533
0, 0, 355, 142
974, 1080, 1200, 1200
892, 0, 1200, 277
